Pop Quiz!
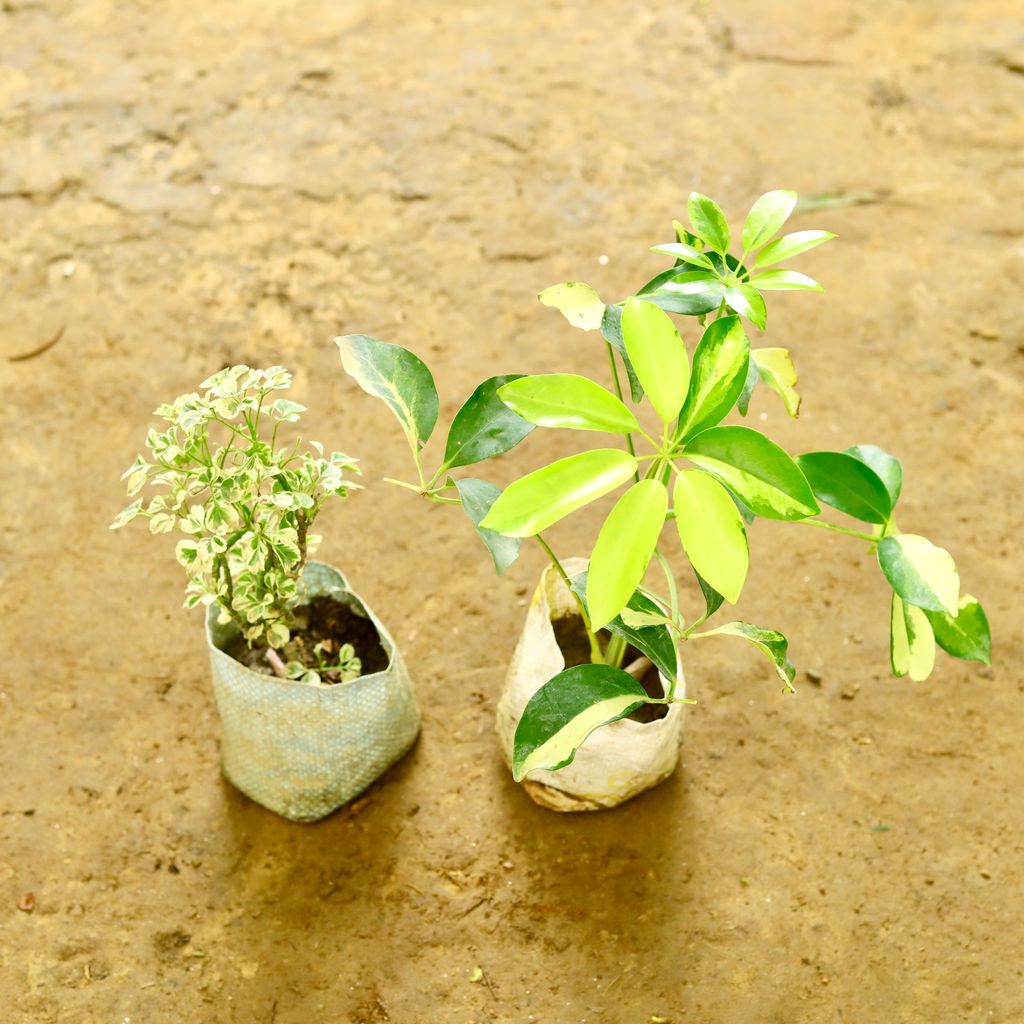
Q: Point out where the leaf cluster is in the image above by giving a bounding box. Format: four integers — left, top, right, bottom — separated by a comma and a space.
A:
112, 365, 359, 649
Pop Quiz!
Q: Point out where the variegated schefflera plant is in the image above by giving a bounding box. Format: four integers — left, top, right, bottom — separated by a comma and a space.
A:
112, 366, 362, 684
338, 190, 991, 781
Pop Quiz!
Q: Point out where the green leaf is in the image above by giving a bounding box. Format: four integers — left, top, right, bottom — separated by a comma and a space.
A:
571, 572, 678, 683
479, 449, 637, 538
673, 470, 748, 604
923, 595, 991, 666
683, 425, 820, 521
694, 570, 725, 619
696, 621, 796, 690
688, 192, 730, 253
890, 593, 936, 681
742, 190, 797, 251
600, 304, 644, 403
454, 478, 522, 575
512, 664, 648, 780
498, 374, 638, 434
752, 269, 823, 292
751, 348, 801, 417
621, 297, 690, 424
650, 242, 715, 270
677, 316, 751, 438
336, 335, 438, 448
587, 480, 669, 628
725, 284, 767, 329
646, 271, 726, 316
538, 281, 605, 331
673, 219, 703, 249
753, 230, 836, 269
795, 451, 892, 524
877, 534, 960, 615
442, 375, 534, 470
845, 444, 903, 506
736, 358, 760, 417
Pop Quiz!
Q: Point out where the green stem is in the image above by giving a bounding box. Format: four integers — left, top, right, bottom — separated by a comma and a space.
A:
606, 342, 639, 481
799, 518, 879, 543
535, 533, 604, 665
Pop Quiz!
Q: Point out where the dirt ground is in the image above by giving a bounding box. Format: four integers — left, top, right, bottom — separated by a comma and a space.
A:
2, 1, 1023, 1021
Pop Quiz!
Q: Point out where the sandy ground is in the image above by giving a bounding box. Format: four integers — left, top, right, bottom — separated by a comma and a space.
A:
2, 2, 1023, 1021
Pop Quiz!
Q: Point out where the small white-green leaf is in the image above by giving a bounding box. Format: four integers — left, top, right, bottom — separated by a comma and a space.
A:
336, 334, 438, 447
587, 480, 669, 628
742, 190, 797, 251
538, 282, 605, 331
687, 192, 730, 253
673, 470, 748, 604
498, 374, 639, 434
877, 534, 959, 615
512, 664, 648, 780
752, 269, 823, 292
751, 348, 800, 417
479, 449, 637, 538
753, 230, 836, 269
890, 593, 936, 681
621, 297, 690, 424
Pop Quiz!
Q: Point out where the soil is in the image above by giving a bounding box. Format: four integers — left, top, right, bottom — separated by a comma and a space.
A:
1, 2, 1023, 1022
225, 596, 390, 681
552, 615, 669, 723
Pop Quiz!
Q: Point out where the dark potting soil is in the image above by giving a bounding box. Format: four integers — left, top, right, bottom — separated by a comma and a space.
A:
551, 615, 669, 723
225, 596, 389, 683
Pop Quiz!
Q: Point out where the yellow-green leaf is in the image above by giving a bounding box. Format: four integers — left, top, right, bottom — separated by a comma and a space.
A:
751, 347, 800, 417
587, 480, 669, 628
673, 470, 748, 604
890, 593, 936, 681
538, 282, 605, 331
621, 297, 690, 424
479, 449, 637, 538
742, 189, 798, 251
498, 374, 638, 434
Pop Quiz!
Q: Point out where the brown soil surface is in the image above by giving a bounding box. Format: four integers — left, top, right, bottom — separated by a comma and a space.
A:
225, 596, 390, 681
2, 2, 1022, 1022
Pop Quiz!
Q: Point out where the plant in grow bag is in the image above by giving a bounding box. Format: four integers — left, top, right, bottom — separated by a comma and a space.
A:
112, 365, 364, 683
337, 190, 991, 783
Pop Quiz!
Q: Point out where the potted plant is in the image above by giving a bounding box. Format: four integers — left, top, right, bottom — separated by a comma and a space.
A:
337, 190, 991, 811
111, 365, 420, 821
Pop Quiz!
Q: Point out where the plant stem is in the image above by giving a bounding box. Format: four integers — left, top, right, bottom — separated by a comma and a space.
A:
605, 342, 639, 481
799, 518, 879, 543
535, 533, 605, 665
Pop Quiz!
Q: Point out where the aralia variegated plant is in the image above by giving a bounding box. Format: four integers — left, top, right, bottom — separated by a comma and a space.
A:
337, 190, 991, 783
112, 365, 362, 683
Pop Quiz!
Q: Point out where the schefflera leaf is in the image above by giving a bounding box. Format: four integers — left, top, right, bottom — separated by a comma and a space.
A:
877, 534, 959, 615
697, 621, 796, 691
621, 297, 690, 424
454, 478, 522, 575
442, 375, 534, 471
538, 281, 605, 331
741, 189, 798, 251
924, 595, 992, 665
587, 479, 668, 629
753, 230, 836, 269
498, 374, 638, 434
512, 664, 648, 781
479, 449, 637, 538
336, 335, 438, 449
795, 451, 892, 524
687, 191, 730, 253
890, 593, 936, 681
673, 470, 748, 604
677, 316, 750, 439
845, 444, 902, 506
752, 347, 801, 418
683, 425, 819, 521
